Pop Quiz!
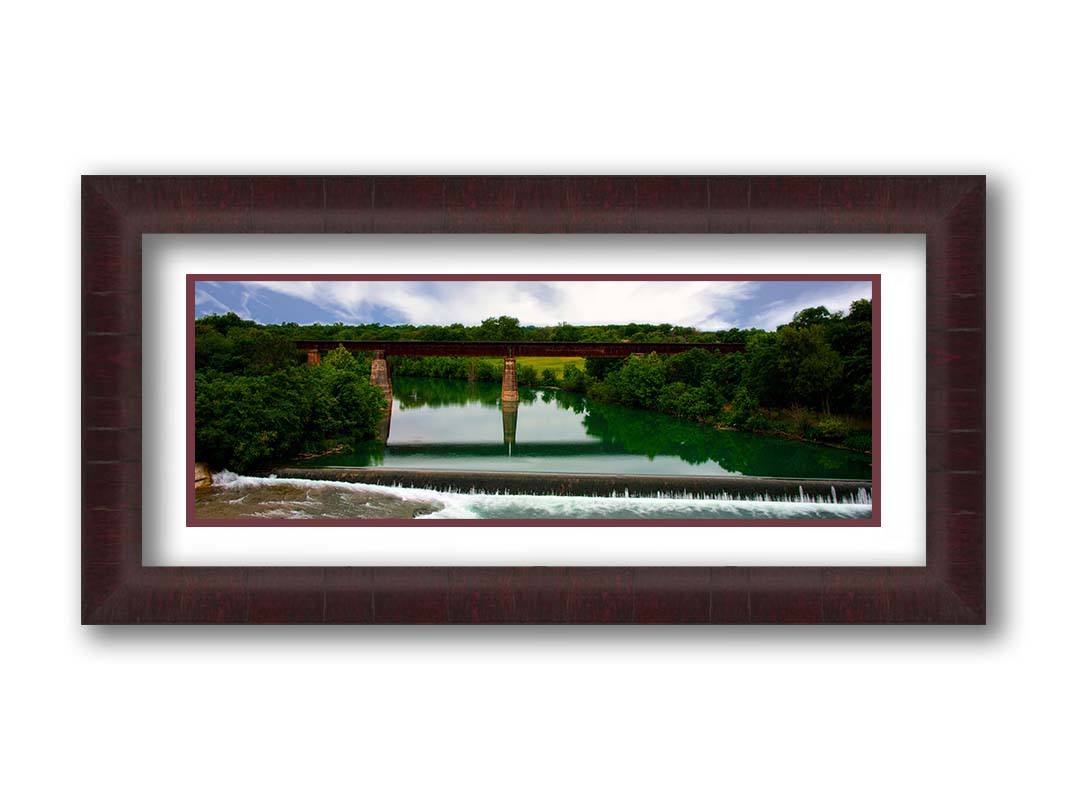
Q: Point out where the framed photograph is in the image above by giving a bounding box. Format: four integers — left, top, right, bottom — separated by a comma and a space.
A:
82, 175, 984, 623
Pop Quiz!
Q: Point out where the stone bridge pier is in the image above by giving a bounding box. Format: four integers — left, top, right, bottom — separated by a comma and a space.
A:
370, 349, 393, 403
501, 356, 518, 402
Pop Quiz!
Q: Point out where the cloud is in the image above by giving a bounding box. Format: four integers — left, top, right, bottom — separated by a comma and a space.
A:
749, 282, 872, 329
201, 279, 872, 331
194, 288, 239, 317
239, 280, 759, 329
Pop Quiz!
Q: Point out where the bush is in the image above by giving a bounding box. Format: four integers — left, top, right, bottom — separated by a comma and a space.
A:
517, 365, 539, 386
560, 362, 587, 393
812, 416, 851, 442
604, 354, 668, 409
657, 382, 715, 421
698, 380, 727, 420
541, 368, 557, 385
742, 411, 771, 432
584, 357, 624, 380
842, 432, 873, 452
474, 359, 501, 382
723, 386, 757, 427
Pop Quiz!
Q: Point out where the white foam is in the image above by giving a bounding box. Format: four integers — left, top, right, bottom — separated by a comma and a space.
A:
209, 471, 873, 520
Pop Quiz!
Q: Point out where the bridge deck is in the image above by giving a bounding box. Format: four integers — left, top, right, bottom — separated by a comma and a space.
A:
294, 340, 744, 357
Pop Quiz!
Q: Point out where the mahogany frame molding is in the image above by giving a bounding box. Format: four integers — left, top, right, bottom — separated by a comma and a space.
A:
82, 175, 985, 624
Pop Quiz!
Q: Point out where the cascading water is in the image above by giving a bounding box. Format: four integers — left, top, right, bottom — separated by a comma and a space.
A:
200, 471, 873, 521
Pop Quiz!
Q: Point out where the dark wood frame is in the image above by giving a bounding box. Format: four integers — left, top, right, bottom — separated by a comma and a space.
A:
82, 175, 985, 624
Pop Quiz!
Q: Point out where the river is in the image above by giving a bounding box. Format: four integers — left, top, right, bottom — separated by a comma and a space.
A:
196, 377, 873, 521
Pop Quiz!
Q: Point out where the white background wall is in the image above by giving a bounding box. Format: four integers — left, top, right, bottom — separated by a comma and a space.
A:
2, 2, 1061, 798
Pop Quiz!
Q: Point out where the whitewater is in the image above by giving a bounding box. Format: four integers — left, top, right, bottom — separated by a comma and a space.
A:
198, 470, 873, 521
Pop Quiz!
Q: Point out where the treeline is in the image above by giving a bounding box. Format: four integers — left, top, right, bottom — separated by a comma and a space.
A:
233, 315, 734, 345
388, 356, 544, 387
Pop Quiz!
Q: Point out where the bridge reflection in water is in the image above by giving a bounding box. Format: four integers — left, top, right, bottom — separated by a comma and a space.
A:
299, 376, 873, 482
386, 377, 527, 452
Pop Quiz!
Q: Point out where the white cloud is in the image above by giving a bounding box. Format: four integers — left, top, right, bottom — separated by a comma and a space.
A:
241, 280, 758, 329
194, 288, 238, 316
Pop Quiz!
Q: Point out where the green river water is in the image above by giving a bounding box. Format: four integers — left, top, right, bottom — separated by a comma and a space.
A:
301, 376, 872, 480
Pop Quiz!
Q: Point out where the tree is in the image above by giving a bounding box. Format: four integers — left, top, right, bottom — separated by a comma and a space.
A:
788, 305, 837, 329
560, 362, 587, 393
604, 354, 668, 409
775, 326, 844, 413
551, 323, 582, 341
665, 348, 715, 386
517, 365, 539, 386
476, 316, 522, 341
584, 357, 624, 380
848, 298, 872, 322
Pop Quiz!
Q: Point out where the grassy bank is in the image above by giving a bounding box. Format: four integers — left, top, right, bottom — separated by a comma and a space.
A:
516, 356, 585, 379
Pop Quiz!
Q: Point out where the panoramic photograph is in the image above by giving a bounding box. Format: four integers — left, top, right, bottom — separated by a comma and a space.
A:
190, 277, 877, 522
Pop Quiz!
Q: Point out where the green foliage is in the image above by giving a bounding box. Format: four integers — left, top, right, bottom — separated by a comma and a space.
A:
195, 315, 301, 376
724, 386, 757, 427
197, 364, 388, 475
584, 357, 624, 380
789, 305, 838, 329
842, 432, 873, 452
812, 416, 851, 442
541, 368, 557, 385
560, 362, 588, 393
848, 298, 872, 322
603, 355, 668, 409
195, 367, 385, 472
476, 316, 522, 341
665, 348, 715, 386
390, 356, 469, 380
474, 359, 502, 382
517, 365, 539, 386
704, 352, 745, 396
656, 382, 715, 421
194, 319, 385, 471
550, 322, 582, 341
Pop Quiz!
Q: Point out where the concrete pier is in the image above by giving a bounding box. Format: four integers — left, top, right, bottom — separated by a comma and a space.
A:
501, 356, 518, 402
306, 350, 320, 366
370, 350, 393, 402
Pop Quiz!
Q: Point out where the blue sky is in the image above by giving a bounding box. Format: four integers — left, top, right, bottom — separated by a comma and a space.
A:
194, 279, 871, 331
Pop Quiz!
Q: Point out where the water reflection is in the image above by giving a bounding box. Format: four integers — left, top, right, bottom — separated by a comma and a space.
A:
501, 400, 518, 453
303, 377, 872, 480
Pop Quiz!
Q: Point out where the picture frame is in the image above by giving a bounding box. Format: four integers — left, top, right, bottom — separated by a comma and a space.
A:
82, 175, 985, 624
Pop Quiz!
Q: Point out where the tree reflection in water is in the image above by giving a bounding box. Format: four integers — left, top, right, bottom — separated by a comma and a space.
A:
307, 377, 871, 480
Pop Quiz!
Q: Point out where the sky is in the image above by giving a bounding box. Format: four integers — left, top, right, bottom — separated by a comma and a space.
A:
194, 279, 872, 331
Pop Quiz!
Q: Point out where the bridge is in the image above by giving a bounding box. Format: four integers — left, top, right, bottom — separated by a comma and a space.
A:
296, 340, 744, 404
